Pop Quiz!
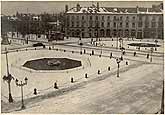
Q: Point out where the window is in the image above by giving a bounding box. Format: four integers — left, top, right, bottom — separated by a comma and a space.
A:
139, 16, 142, 21
77, 16, 79, 20
132, 23, 135, 28
145, 16, 149, 21
114, 16, 116, 20
72, 16, 74, 20
120, 16, 122, 20
132, 16, 135, 20
67, 21, 69, 27
120, 22, 122, 27
151, 22, 156, 28
72, 21, 74, 27
126, 22, 129, 28
81, 22, 84, 27
107, 16, 110, 20
126, 16, 129, 21
89, 22, 92, 27
114, 22, 116, 27
82, 16, 84, 20
107, 22, 110, 27
96, 22, 99, 27
145, 22, 149, 28
77, 21, 79, 27
67, 15, 70, 20
138, 22, 142, 27
152, 16, 155, 21
102, 16, 104, 20
96, 16, 98, 20
158, 16, 163, 27
159, 16, 162, 21
90, 16, 92, 20
101, 22, 104, 27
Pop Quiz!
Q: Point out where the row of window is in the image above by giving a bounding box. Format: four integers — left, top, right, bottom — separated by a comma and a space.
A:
69, 21, 157, 28
67, 15, 161, 21
68, 15, 136, 21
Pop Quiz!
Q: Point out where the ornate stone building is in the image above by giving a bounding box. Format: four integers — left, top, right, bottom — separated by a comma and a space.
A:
64, 3, 163, 39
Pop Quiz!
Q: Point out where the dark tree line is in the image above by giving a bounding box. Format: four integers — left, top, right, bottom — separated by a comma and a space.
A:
1, 12, 65, 37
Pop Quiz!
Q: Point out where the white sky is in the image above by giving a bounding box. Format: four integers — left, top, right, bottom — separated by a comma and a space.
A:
1, 1, 163, 15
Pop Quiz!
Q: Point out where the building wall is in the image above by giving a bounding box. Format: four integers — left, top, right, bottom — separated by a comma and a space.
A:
65, 12, 163, 39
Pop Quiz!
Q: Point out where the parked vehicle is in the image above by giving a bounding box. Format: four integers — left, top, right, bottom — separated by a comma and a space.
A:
32, 42, 45, 47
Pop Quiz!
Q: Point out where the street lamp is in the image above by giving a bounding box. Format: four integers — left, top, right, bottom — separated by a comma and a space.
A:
78, 37, 83, 54
15, 77, 28, 109
116, 17, 119, 49
150, 47, 154, 62
160, 80, 164, 114
119, 37, 123, 49
154, 40, 158, 51
100, 38, 104, 55
2, 48, 14, 103
116, 58, 121, 77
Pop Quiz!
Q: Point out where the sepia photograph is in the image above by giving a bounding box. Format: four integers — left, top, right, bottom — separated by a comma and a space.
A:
1, 0, 164, 114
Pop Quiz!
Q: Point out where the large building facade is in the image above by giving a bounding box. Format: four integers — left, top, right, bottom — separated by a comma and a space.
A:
64, 3, 163, 39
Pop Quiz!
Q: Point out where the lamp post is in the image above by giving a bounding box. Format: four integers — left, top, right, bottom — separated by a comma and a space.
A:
150, 47, 154, 62
161, 79, 164, 114
2, 48, 14, 103
116, 17, 119, 49
119, 37, 123, 49
100, 38, 103, 55
116, 58, 121, 77
79, 37, 83, 54
15, 77, 28, 109
154, 40, 158, 51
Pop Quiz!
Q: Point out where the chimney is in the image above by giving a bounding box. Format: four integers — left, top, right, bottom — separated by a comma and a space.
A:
147, 8, 148, 13
136, 6, 139, 13
97, 2, 99, 11
65, 5, 68, 12
159, 3, 163, 10
76, 3, 81, 12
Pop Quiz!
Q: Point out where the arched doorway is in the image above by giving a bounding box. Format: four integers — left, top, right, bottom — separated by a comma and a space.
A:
124, 29, 129, 37
72, 30, 74, 37
76, 29, 80, 37
118, 29, 123, 37
131, 29, 136, 38
100, 29, 105, 37
106, 29, 110, 37
137, 30, 142, 39
113, 29, 117, 37
144, 30, 150, 38
94, 29, 98, 38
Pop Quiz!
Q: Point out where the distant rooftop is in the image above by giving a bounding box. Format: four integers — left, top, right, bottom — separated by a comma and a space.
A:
66, 3, 163, 14
67, 6, 109, 14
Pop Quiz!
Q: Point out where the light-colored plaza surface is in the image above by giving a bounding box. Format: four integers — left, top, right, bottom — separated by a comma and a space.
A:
1, 37, 164, 114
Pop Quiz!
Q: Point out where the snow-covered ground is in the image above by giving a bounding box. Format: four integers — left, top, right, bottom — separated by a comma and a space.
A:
1, 37, 164, 114
1, 49, 133, 101
94, 39, 164, 53
4, 59, 163, 114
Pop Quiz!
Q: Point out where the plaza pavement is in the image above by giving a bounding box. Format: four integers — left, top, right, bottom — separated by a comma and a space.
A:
1, 37, 164, 113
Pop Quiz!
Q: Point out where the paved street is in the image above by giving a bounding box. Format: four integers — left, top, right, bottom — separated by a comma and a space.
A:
11, 62, 163, 114
1, 37, 164, 114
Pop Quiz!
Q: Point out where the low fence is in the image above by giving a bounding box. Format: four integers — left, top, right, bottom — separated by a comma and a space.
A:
1, 45, 152, 102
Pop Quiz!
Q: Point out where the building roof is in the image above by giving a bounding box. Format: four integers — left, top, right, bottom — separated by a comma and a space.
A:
66, 5, 163, 14
105, 7, 137, 13
67, 6, 110, 14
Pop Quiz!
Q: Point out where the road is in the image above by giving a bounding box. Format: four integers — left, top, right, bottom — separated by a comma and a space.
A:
10, 62, 163, 114
1, 37, 164, 114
